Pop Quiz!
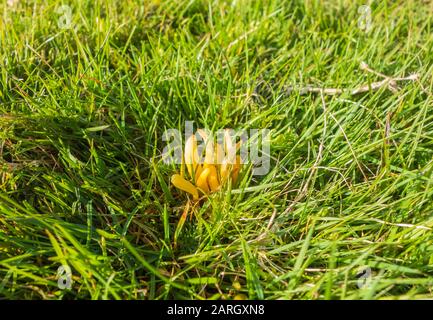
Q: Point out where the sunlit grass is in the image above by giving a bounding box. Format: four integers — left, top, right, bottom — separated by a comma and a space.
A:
0, 0, 432, 299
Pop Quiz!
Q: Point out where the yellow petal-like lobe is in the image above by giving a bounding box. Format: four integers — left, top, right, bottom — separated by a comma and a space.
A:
231, 155, 242, 184
194, 165, 203, 184
207, 165, 220, 192
196, 167, 210, 194
234, 155, 242, 167
215, 142, 225, 167
185, 135, 199, 178
220, 159, 229, 183
171, 174, 199, 200
231, 168, 239, 185
224, 130, 236, 164
197, 129, 215, 165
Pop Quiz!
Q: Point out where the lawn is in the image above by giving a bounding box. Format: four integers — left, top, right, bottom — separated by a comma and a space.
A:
0, 0, 432, 300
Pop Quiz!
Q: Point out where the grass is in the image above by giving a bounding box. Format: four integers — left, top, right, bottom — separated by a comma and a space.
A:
0, 0, 432, 300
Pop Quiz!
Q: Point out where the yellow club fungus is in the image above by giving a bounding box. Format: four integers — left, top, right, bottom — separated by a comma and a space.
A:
171, 130, 243, 201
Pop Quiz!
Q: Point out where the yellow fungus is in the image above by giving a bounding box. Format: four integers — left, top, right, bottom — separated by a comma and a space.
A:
185, 134, 199, 178
220, 159, 229, 183
207, 164, 220, 192
194, 164, 203, 184
171, 132, 244, 201
196, 167, 210, 194
224, 129, 236, 164
197, 129, 215, 165
231, 155, 242, 184
171, 174, 199, 200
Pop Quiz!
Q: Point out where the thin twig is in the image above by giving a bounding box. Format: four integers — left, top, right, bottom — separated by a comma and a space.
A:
286, 62, 419, 96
